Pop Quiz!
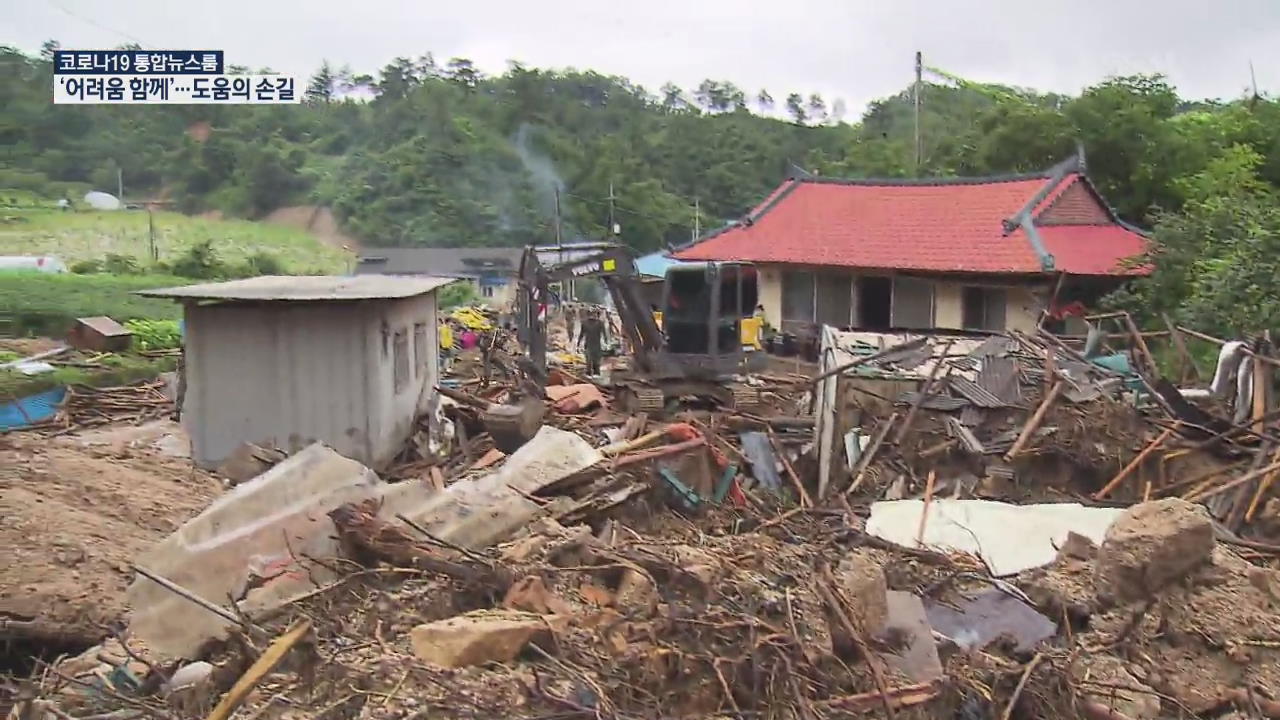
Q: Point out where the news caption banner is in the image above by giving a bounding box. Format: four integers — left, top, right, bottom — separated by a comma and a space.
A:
53, 50, 300, 105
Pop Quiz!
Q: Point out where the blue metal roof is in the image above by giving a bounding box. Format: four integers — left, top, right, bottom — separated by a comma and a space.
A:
634, 251, 690, 278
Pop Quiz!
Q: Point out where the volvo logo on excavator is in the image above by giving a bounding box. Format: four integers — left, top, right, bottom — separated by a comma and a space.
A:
571, 258, 615, 277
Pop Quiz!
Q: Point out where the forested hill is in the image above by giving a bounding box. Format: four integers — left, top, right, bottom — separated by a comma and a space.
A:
3, 44, 1279, 254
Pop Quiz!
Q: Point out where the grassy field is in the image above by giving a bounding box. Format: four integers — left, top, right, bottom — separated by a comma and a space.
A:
0, 271, 184, 336
0, 207, 353, 274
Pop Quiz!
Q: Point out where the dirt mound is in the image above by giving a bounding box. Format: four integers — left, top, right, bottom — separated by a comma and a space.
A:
263, 205, 361, 252
0, 433, 222, 641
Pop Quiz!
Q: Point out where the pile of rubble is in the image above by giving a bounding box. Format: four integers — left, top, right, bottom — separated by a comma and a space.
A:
813, 326, 1280, 545
4, 318, 1280, 720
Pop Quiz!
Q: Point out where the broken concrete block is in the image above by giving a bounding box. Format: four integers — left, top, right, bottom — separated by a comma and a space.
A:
502, 576, 570, 615
614, 568, 657, 615
876, 591, 944, 683
128, 444, 383, 660
409, 610, 548, 668
215, 442, 287, 484
1056, 531, 1098, 561
833, 550, 889, 633
1094, 498, 1214, 604
394, 427, 603, 551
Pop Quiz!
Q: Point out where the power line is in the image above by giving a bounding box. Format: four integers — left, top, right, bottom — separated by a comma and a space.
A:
43, 0, 147, 47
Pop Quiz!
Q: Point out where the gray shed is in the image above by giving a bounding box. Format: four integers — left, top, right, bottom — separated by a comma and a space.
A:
138, 275, 455, 470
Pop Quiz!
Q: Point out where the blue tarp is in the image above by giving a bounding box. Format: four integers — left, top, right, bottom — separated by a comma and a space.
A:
0, 386, 66, 430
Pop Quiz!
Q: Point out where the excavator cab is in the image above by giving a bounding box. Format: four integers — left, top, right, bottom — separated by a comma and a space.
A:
661, 262, 764, 378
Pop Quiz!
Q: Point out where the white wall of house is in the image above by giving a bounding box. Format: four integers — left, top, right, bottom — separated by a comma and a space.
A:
757, 264, 1047, 333
364, 293, 439, 467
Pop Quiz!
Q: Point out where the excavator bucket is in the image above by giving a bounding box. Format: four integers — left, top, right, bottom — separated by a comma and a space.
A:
481, 398, 546, 454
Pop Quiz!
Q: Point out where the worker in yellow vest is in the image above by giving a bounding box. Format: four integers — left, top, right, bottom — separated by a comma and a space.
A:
439, 321, 455, 370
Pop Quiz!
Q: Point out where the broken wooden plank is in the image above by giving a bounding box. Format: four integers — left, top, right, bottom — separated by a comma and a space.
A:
768, 426, 812, 507
847, 412, 899, 496
204, 618, 312, 720
1093, 422, 1181, 500
893, 341, 954, 445
1003, 382, 1064, 462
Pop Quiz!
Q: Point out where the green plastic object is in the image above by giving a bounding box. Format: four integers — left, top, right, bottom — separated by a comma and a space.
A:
1090, 353, 1131, 375
712, 464, 739, 504
658, 468, 702, 510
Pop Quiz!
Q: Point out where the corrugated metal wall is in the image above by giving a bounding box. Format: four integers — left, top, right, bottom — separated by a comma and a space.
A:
183, 295, 438, 470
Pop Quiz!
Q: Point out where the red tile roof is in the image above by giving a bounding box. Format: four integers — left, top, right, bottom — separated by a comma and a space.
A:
674, 171, 1149, 276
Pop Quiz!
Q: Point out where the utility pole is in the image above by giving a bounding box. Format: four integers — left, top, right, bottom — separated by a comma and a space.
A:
607, 182, 617, 236
148, 206, 156, 261
914, 51, 923, 176
553, 186, 563, 246
553, 186, 572, 300
693, 197, 701, 240
117, 166, 124, 201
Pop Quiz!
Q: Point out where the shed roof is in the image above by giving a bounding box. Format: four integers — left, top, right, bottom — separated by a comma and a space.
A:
355, 247, 523, 276
673, 158, 1148, 277
75, 316, 131, 337
136, 275, 456, 301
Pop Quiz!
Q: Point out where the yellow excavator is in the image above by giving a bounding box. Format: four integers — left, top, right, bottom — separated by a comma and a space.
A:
480, 242, 766, 451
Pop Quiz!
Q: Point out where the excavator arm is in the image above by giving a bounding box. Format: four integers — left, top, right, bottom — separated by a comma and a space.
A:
517, 243, 664, 376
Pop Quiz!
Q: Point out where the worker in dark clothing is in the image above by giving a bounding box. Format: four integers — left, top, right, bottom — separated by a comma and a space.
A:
579, 308, 606, 377
564, 303, 577, 344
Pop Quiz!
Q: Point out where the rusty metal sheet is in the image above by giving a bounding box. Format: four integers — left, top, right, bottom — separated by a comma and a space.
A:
896, 391, 968, 411
977, 356, 1023, 405
950, 377, 1006, 408
959, 405, 986, 427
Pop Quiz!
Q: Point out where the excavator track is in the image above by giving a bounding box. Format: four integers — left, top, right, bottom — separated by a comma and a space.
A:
729, 384, 762, 411
623, 385, 666, 412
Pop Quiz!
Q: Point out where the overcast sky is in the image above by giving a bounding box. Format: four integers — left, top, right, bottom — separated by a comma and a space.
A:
11, 0, 1280, 114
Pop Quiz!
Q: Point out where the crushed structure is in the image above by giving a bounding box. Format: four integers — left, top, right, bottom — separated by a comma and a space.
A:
3, 302, 1280, 720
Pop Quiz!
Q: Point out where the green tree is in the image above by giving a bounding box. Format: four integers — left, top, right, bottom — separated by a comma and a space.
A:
785, 93, 807, 124
756, 89, 774, 113
306, 61, 336, 103
1115, 145, 1280, 333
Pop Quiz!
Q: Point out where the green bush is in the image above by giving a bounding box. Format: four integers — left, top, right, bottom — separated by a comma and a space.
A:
103, 253, 143, 275
244, 250, 284, 276
0, 271, 182, 336
438, 282, 479, 309
124, 319, 182, 350
70, 258, 104, 274
170, 239, 228, 279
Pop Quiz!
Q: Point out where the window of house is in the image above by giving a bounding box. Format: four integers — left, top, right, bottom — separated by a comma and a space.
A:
891, 276, 935, 328
962, 286, 1007, 331
413, 322, 427, 378
857, 276, 892, 330
781, 271, 815, 323
393, 329, 409, 393
816, 273, 853, 328
482, 284, 495, 298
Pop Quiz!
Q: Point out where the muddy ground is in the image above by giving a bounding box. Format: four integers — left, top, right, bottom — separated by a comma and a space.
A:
0, 430, 221, 640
